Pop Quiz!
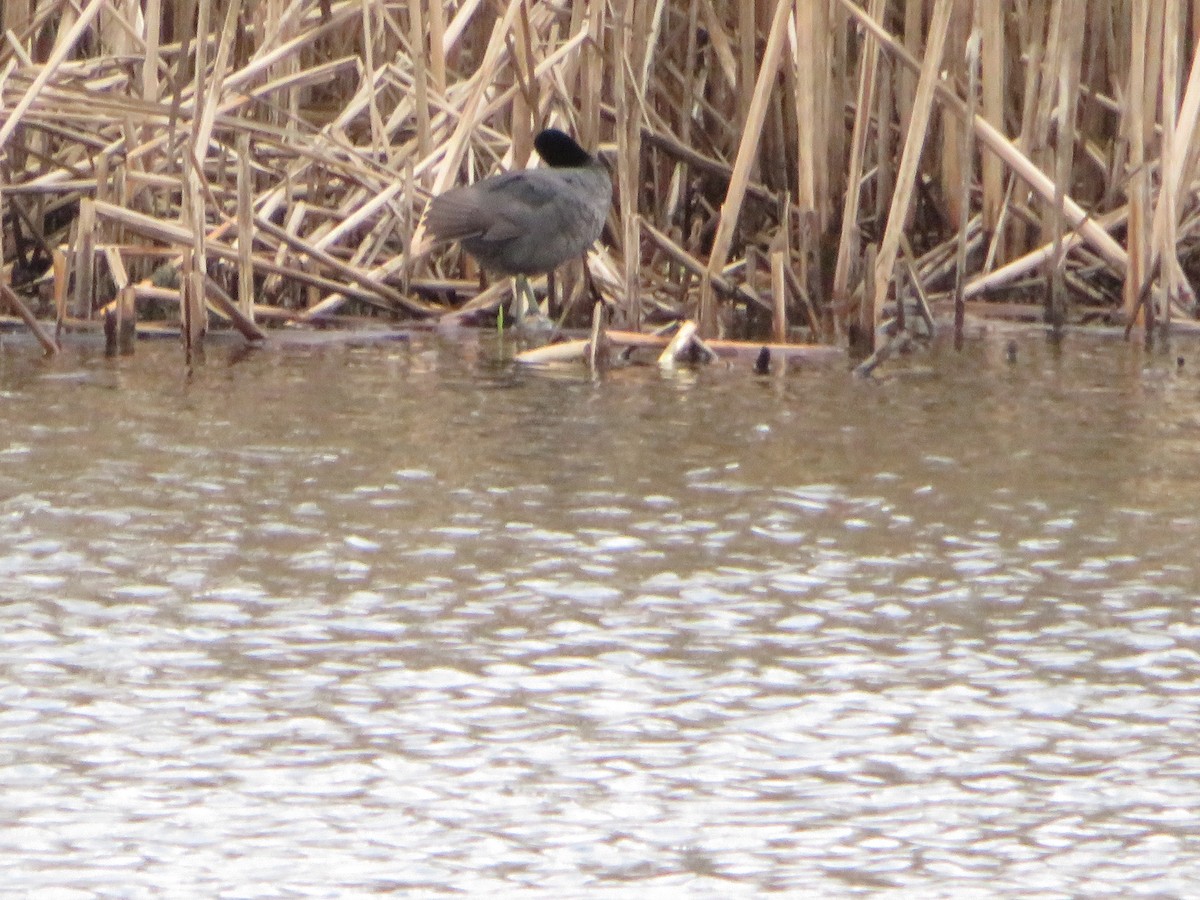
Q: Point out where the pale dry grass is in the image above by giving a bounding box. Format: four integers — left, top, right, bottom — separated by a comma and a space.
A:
2, 0, 1199, 352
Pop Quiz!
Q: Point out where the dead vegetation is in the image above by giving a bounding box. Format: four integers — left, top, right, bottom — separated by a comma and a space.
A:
2, 0, 1200, 358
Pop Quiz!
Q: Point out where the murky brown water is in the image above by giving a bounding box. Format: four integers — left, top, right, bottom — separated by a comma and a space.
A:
2, 329, 1199, 897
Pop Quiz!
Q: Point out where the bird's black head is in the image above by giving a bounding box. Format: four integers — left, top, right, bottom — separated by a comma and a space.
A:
534, 129, 595, 168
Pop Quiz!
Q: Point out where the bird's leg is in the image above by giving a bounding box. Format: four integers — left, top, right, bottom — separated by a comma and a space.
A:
582, 253, 619, 328
582, 253, 606, 308
510, 275, 525, 322
512, 275, 538, 323
547, 269, 558, 319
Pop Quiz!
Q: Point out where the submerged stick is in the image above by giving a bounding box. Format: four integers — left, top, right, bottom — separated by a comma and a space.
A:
587, 299, 607, 374
853, 329, 912, 379
516, 330, 843, 366
0, 282, 58, 355
658, 320, 698, 368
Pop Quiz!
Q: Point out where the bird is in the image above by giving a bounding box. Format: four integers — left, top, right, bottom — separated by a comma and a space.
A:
423, 128, 611, 323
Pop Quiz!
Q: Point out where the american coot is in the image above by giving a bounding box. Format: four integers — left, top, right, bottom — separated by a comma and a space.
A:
424, 129, 611, 321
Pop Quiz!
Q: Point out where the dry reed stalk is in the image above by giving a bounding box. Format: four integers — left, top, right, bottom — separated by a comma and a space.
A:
825, 3, 846, 214
437, 0, 472, 52
1047, 0, 1086, 329
792, 0, 818, 220
102, 246, 129, 293
897, 0, 921, 140
51, 248, 67, 334
831, 0, 885, 310
1012, 3, 1048, 254
859, 242, 876, 346
0, 0, 107, 150
852, 326, 912, 378
92, 200, 431, 313
1159, 48, 1200, 225
112, 285, 137, 354
698, 0, 792, 337
182, 0, 213, 352
642, 221, 760, 307
1125, 0, 1150, 325
633, 0, 668, 321
358, 3, 387, 157
236, 130, 254, 318
871, 0, 953, 333
511, 5, 537, 159
218, 6, 361, 99
698, 0, 736, 89
413, 0, 527, 222
426, 0, 447, 95
1153, 0, 1182, 326
253, 214, 415, 310
438, 280, 512, 322
2, 0, 30, 36
1034, 1, 1066, 175
577, 0, 605, 147
940, 0, 969, 231
2, 0, 1199, 360
838, 0, 1128, 273
406, 0, 431, 162
658, 319, 698, 367
737, 0, 756, 139
1, 282, 58, 354
193, 0, 240, 158
587, 294, 608, 373
872, 34, 896, 257
899, 234, 935, 332
72, 198, 97, 317
142, 0, 161, 101
978, 1, 1005, 240
965, 206, 1129, 299
954, 28, 981, 350
201, 274, 266, 341
515, 328, 842, 366
615, 0, 661, 329
771, 247, 787, 343
770, 191, 791, 343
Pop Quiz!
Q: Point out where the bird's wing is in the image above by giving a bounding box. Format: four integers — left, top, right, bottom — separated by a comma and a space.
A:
424, 171, 566, 244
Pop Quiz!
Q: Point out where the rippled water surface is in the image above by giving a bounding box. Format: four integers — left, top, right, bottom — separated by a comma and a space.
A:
2, 331, 1200, 897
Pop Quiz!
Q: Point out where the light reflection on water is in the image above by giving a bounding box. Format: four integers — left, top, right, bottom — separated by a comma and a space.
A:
2, 333, 1200, 896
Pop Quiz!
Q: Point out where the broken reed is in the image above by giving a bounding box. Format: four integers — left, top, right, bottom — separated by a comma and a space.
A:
1, 0, 1198, 353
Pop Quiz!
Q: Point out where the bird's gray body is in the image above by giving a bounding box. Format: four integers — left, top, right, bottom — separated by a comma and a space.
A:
424, 141, 611, 277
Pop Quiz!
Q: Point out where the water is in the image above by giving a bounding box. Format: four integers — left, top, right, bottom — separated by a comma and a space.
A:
1, 331, 1199, 897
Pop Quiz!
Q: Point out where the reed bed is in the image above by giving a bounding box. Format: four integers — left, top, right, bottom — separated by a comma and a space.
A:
2, 0, 1200, 356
